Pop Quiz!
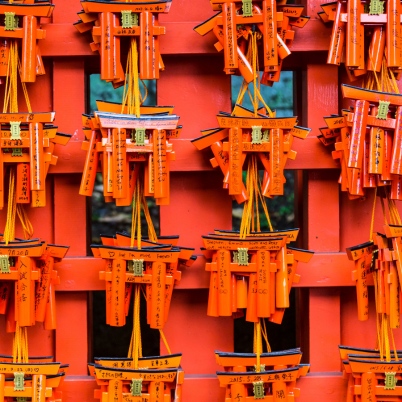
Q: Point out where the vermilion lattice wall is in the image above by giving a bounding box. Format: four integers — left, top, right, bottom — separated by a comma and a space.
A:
0, 0, 399, 400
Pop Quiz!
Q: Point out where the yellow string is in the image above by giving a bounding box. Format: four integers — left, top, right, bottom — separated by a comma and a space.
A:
4, 168, 16, 244
372, 271, 383, 358
128, 284, 142, 367
159, 329, 172, 355
3, 41, 18, 113
142, 194, 157, 242
253, 320, 262, 372
390, 321, 398, 361
261, 318, 271, 352
12, 324, 28, 363
122, 38, 141, 117
16, 204, 34, 240
383, 314, 390, 361
131, 180, 142, 248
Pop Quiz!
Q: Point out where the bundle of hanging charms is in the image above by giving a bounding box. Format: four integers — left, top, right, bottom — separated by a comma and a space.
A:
318, 0, 402, 398
319, 0, 402, 81
341, 191, 402, 401
0, 1, 71, 401
320, 84, 402, 200
194, 0, 309, 84
193, 1, 313, 399
76, 1, 195, 401
89, 230, 193, 401
318, 0, 402, 200
76, 0, 180, 206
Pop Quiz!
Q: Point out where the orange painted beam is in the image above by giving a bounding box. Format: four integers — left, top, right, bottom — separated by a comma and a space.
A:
40, 20, 331, 57
54, 252, 356, 291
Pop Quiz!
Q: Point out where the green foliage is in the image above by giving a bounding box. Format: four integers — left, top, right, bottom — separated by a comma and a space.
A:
88, 74, 156, 114
231, 71, 293, 116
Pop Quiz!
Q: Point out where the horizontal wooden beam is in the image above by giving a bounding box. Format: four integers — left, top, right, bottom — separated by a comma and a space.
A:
60, 372, 347, 402
55, 252, 355, 291
49, 137, 336, 174
42, 20, 331, 57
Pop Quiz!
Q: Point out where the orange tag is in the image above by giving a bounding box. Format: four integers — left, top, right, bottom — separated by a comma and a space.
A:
263, 0, 278, 68
348, 100, 369, 169
217, 249, 232, 316
222, 3, 238, 71
150, 261, 166, 329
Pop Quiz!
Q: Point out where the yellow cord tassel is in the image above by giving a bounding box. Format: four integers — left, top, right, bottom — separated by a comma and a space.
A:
253, 320, 262, 373
128, 284, 143, 367
122, 38, 144, 117
12, 324, 28, 363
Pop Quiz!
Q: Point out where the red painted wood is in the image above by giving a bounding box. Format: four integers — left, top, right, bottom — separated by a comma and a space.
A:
55, 252, 359, 291
55, 292, 88, 375
309, 288, 342, 372
49, 136, 338, 174
157, 54, 232, 138
59, 377, 97, 402
162, 289, 233, 374
53, 174, 87, 256
306, 170, 341, 252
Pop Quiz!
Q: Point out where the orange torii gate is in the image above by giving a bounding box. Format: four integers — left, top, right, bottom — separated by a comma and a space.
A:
88, 364, 183, 402
194, 0, 309, 84
319, 0, 402, 78
0, 240, 68, 331
342, 355, 402, 401
79, 105, 181, 206
0, 0, 54, 82
201, 229, 313, 323
0, 361, 67, 402
0, 112, 70, 209
216, 364, 310, 401
91, 234, 195, 329
91, 354, 182, 401
75, 0, 171, 85
320, 85, 402, 199
193, 114, 310, 202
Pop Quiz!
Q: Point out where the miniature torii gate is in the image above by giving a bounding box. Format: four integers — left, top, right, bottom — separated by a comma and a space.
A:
194, 0, 309, 83
0, 240, 68, 330
92, 236, 194, 328
193, 114, 310, 201
346, 226, 402, 327
342, 355, 402, 401
94, 353, 182, 370
75, 0, 171, 84
216, 364, 309, 401
89, 364, 183, 402
319, 0, 402, 76
0, 361, 65, 402
0, 0, 54, 82
79, 107, 180, 206
0, 112, 70, 209
201, 229, 313, 323
215, 348, 303, 370
320, 85, 402, 199
91, 354, 182, 401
